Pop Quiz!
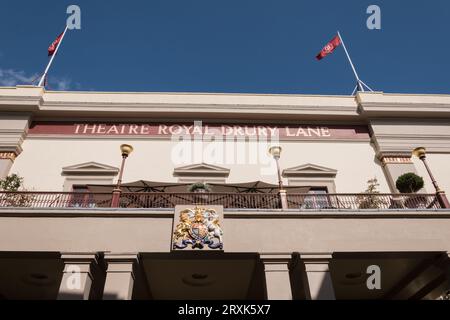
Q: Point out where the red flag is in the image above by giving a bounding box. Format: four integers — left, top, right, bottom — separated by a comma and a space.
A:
48, 31, 64, 56
316, 35, 341, 60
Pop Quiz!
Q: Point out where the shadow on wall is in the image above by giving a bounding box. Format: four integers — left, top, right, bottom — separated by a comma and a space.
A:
290, 254, 336, 300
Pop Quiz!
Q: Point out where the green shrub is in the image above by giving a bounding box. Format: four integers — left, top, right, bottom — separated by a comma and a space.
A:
396, 173, 424, 193
0, 174, 24, 191
188, 182, 211, 193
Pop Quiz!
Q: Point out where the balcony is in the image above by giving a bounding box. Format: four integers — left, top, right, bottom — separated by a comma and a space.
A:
0, 191, 444, 210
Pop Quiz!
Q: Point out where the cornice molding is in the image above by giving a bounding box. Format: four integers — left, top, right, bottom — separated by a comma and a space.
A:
0, 86, 43, 110
37, 102, 359, 121
62, 161, 119, 175
357, 92, 450, 118
1, 207, 450, 219
0, 86, 359, 120
282, 163, 337, 178
372, 135, 450, 153
173, 163, 230, 177
2, 86, 450, 120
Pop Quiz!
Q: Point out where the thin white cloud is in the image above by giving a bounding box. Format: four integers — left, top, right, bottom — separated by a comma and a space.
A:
0, 68, 79, 90
53, 77, 71, 90
0, 69, 38, 86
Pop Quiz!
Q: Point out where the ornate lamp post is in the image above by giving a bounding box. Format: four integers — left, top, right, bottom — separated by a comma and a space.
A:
269, 146, 288, 209
269, 146, 283, 190
412, 147, 450, 208
111, 144, 134, 207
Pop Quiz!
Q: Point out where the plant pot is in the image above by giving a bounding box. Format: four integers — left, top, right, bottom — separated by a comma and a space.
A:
193, 189, 209, 203
388, 196, 405, 209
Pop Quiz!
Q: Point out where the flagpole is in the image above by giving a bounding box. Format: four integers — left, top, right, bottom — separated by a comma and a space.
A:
337, 31, 364, 92
38, 26, 69, 87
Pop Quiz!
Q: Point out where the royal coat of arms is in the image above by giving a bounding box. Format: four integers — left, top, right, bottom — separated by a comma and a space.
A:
172, 206, 223, 250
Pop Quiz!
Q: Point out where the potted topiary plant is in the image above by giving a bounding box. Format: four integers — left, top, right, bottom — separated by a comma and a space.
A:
188, 182, 211, 193
395, 173, 426, 208
188, 182, 211, 203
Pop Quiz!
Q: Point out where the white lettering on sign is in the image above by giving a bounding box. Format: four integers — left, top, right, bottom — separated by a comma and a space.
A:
28, 122, 370, 140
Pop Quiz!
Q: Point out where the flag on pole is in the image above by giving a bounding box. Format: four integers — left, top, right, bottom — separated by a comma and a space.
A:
48, 31, 64, 56
316, 35, 341, 60
315, 31, 374, 93
38, 26, 68, 87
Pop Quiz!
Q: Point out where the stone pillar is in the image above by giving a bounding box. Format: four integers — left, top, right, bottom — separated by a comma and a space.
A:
378, 153, 419, 193
0, 152, 17, 179
103, 253, 138, 300
442, 252, 450, 290
300, 253, 336, 300
0, 113, 31, 179
58, 253, 98, 300
279, 190, 288, 210
260, 254, 293, 300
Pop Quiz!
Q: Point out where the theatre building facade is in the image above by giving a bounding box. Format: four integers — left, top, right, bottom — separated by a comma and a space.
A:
0, 85, 450, 300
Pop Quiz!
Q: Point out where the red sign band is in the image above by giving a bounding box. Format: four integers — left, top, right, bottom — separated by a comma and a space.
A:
28, 122, 370, 140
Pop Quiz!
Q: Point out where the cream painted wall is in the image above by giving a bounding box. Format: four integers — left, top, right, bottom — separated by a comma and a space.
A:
274, 141, 389, 192
12, 139, 178, 191
0, 212, 449, 253
412, 154, 450, 195
11, 138, 389, 193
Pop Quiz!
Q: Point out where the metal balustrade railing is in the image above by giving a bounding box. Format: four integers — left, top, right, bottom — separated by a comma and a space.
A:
118, 192, 281, 209
0, 191, 443, 210
285, 193, 442, 210
0, 191, 113, 208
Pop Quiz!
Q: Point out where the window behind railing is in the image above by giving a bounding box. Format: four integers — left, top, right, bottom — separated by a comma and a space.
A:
302, 188, 329, 209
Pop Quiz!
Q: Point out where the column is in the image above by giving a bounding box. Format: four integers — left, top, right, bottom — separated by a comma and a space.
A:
379, 153, 420, 193
441, 252, 450, 296
260, 254, 293, 300
58, 253, 98, 300
0, 152, 16, 179
0, 113, 31, 179
279, 190, 288, 210
299, 253, 335, 300
103, 253, 138, 300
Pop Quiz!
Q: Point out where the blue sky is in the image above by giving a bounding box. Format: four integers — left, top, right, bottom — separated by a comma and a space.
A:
0, 0, 449, 94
